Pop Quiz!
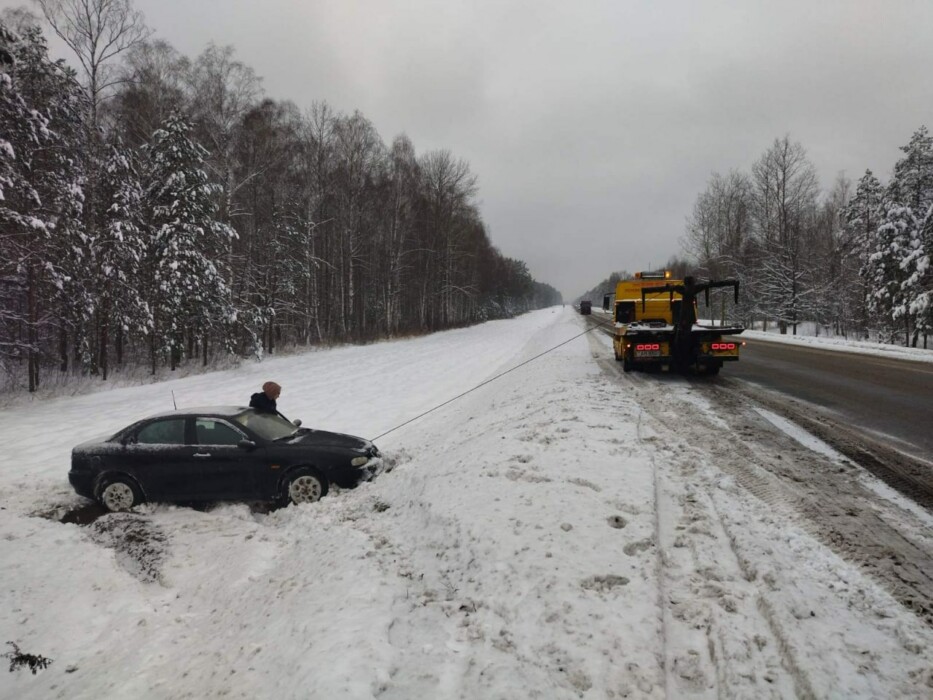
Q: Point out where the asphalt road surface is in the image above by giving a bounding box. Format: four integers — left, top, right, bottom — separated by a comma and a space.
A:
729, 337, 933, 461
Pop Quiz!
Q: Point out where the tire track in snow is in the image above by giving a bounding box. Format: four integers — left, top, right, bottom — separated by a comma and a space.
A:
592, 338, 813, 698
636, 399, 804, 698
589, 325, 933, 696
700, 382, 933, 626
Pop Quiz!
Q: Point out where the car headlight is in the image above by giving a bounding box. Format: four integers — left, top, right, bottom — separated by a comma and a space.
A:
351, 456, 369, 467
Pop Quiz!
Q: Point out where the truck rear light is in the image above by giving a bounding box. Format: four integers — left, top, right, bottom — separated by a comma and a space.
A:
711, 342, 737, 351
650, 344, 659, 350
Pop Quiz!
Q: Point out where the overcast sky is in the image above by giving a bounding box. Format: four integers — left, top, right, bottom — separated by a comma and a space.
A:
6, 0, 933, 297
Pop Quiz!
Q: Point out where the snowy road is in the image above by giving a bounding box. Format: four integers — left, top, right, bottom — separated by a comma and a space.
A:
1, 308, 931, 699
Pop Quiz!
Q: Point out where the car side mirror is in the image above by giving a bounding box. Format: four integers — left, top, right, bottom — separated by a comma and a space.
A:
292, 419, 302, 427
237, 439, 256, 450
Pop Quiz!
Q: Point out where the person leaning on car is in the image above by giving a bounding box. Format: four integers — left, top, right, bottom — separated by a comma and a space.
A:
250, 381, 281, 414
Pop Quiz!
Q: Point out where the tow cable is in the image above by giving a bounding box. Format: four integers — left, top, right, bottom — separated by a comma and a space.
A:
371, 316, 615, 441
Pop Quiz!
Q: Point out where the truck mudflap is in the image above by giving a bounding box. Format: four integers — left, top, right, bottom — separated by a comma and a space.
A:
698, 353, 740, 362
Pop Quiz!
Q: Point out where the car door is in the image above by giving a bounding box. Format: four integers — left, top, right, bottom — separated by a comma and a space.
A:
123, 417, 200, 500
192, 417, 261, 499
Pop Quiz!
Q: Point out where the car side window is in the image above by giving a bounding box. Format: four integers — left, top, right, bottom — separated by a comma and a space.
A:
195, 418, 245, 446
136, 418, 186, 445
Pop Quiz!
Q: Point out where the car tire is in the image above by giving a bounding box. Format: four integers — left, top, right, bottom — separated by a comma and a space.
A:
97, 475, 143, 512
281, 468, 329, 506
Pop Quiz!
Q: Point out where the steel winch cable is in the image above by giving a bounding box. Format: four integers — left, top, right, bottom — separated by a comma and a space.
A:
371, 316, 616, 442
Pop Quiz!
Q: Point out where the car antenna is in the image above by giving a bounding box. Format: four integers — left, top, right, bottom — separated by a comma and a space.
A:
172, 390, 177, 410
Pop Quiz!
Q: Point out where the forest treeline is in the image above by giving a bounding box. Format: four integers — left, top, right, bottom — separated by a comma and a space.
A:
583, 132, 932, 348
682, 133, 932, 346
0, 2, 560, 392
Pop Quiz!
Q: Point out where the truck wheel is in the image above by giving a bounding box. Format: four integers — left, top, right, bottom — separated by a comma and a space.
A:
622, 355, 632, 373
706, 364, 721, 376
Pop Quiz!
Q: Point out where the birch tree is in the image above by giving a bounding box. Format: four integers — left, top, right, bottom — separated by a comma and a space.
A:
186, 44, 261, 225
751, 136, 819, 333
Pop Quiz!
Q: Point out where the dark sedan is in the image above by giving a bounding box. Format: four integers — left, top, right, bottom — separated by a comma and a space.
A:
69, 406, 384, 511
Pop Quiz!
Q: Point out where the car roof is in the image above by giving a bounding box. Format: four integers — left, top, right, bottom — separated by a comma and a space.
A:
144, 406, 253, 420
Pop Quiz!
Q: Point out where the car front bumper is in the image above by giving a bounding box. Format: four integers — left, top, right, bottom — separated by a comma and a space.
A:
68, 470, 95, 499
358, 457, 387, 482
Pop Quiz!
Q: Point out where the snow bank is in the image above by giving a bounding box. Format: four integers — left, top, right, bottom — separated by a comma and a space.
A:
743, 329, 933, 364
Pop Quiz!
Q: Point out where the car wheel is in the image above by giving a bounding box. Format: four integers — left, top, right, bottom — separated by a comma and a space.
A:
98, 476, 142, 512
283, 469, 329, 506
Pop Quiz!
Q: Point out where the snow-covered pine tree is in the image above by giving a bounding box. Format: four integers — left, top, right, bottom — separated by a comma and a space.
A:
882, 127, 933, 345
889, 127, 933, 213
95, 141, 151, 379
0, 20, 87, 390
845, 170, 885, 337
868, 205, 915, 344
144, 110, 237, 371
901, 203, 932, 345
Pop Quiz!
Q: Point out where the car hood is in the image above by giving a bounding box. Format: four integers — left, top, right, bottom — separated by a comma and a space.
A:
288, 429, 371, 450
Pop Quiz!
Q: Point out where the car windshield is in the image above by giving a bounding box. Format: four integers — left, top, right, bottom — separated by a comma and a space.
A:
232, 410, 297, 441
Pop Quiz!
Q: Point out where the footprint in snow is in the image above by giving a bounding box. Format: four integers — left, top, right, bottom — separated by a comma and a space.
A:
581, 574, 630, 592
567, 477, 601, 492
607, 515, 627, 529
623, 538, 654, 556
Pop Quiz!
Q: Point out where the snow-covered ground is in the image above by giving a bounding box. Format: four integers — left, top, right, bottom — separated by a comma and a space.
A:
1, 308, 931, 699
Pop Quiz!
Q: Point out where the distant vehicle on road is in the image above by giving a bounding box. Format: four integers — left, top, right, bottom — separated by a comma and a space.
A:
579, 300, 592, 315
69, 407, 384, 511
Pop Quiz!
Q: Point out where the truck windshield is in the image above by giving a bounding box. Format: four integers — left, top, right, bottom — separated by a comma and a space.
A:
232, 410, 296, 441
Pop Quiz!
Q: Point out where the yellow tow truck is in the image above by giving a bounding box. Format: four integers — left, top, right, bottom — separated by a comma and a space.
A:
612, 271, 745, 375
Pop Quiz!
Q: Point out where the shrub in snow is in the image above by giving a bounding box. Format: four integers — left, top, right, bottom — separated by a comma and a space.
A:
3, 641, 53, 675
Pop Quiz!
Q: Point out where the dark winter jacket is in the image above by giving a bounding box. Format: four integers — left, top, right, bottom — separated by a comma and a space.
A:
249, 392, 278, 414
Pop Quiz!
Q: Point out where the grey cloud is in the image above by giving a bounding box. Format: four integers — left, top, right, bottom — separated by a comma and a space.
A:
6, 0, 932, 297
